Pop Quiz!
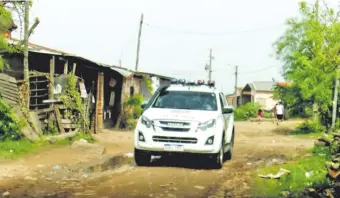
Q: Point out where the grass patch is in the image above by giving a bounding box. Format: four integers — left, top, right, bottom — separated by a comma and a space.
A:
0, 133, 94, 160
272, 126, 295, 135
291, 132, 325, 138
251, 146, 331, 198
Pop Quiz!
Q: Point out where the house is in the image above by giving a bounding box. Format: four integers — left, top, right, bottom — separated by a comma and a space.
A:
132, 71, 172, 101
226, 87, 243, 106
240, 81, 277, 110
1, 37, 173, 132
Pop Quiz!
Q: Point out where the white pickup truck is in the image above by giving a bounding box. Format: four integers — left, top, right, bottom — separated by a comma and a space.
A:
134, 79, 235, 169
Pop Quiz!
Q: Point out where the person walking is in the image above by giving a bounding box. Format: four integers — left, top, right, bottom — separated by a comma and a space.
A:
257, 109, 263, 124
272, 103, 277, 124
276, 102, 284, 125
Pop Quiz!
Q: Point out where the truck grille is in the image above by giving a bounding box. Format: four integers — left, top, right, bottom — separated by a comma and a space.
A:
152, 136, 197, 144
159, 121, 190, 126
160, 127, 190, 132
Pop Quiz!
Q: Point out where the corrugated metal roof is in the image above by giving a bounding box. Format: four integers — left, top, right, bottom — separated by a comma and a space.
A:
109, 66, 133, 77
252, 81, 275, 91
135, 71, 173, 80
6, 38, 134, 77
5, 38, 177, 79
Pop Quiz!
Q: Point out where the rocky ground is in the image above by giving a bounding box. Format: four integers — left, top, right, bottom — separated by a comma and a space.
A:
0, 121, 315, 198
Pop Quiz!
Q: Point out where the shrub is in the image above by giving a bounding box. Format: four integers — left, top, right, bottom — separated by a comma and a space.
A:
120, 94, 144, 129
0, 97, 24, 141
294, 120, 325, 134
59, 75, 89, 130
234, 103, 261, 121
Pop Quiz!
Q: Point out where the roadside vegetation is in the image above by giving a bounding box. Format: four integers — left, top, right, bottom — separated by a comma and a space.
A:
234, 102, 273, 121
252, 1, 340, 196
0, 131, 94, 160
252, 146, 331, 198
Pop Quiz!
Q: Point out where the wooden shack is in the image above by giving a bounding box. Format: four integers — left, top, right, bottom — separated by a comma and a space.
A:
1, 38, 173, 134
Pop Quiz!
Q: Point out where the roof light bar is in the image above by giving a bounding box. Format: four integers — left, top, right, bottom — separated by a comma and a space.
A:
170, 78, 179, 84
178, 79, 186, 84
170, 78, 215, 87
207, 80, 215, 87
187, 79, 196, 85
197, 80, 205, 85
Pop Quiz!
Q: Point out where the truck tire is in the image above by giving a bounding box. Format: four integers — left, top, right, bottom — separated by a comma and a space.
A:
225, 133, 234, 160
134, 148, 151, 166
211, 139, 224, 169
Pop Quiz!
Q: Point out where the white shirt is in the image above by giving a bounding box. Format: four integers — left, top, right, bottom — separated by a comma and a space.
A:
276, 104, 284, 115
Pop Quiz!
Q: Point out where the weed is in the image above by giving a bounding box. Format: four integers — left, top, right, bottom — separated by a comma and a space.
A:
293, 120, 325, 135
0, 133, 93, 160
251, 146, 331, 197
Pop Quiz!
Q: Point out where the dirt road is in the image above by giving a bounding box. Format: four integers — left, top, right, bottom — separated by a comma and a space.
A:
0, 121, 315, 198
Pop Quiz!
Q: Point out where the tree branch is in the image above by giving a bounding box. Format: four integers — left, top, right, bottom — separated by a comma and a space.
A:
17, 17, 39, 46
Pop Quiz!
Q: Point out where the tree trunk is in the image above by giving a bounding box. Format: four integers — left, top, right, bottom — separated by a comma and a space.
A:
23, 1, 30, 109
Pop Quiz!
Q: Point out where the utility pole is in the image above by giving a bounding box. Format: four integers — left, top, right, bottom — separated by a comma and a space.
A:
205, 49, 213, 81
23, 0, 30, 109
135, 13, 144, 71
233, 65, 238, 108
332, 65, 340, 130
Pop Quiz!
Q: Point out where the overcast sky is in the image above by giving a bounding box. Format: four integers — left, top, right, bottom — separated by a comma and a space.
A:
12, 0, 332, 94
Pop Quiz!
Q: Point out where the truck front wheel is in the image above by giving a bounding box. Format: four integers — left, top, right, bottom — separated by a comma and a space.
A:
134, 148, 151, 166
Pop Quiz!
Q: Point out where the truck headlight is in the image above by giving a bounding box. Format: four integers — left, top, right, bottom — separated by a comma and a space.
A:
198, 119, 216, 131
141, 116, 153, 128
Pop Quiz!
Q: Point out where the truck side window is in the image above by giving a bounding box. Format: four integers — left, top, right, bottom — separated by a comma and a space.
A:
219, 93, 224, 111
220, 93, 228, 106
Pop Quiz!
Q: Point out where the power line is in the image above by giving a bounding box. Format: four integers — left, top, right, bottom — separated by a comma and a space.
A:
145, 23, 284, 36
238, 65, 278, 74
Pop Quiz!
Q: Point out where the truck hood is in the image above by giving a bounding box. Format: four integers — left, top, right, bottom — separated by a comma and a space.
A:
142, 108, 218, 123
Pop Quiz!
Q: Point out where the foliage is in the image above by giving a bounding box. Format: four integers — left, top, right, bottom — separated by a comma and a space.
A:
234, 102, 263, 121
0, 138, 39, 159
0, 97, 25, 141
0, 6, 19, 71
144, 77, 153, 94
273, 84, 313, 118
330, 140, 340, 155
120, 94, 143, 129
59, 75, 89, 129
252, 146, 331, 197
43, 114, 58, 135
0, 133, 91, 159
274, 1, 340, 128
294, 119, 326, 134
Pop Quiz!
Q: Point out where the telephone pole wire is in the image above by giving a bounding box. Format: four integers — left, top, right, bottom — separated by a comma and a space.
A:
233, 65, 238, 108
135, 13, 144, 71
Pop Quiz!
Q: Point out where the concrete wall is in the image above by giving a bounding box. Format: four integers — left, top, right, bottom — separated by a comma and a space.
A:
140, 78, 152, 101
151, 77, 170, 94
121, 76, 142, 102
254, 91, 278, 110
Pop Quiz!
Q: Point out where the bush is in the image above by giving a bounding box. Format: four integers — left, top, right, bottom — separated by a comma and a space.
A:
0, 97, 24, 141
120, 94, 144, 129
234, 103, 262, 121
294, 120, 326, 134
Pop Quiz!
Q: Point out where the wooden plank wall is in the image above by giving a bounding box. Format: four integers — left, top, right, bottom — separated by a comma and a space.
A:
0, 73, 20, 105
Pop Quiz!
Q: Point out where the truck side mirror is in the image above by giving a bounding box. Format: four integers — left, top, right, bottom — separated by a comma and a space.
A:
141, 101, 149, 110
223, 107, 233, 114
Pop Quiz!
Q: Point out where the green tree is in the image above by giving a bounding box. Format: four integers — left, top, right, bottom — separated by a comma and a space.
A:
273, 84, 313, 118
0, 4, 18, 70
274, 1, 340, 129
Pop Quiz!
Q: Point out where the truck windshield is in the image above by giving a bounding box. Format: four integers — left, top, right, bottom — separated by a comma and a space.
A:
152, 91, 217, 111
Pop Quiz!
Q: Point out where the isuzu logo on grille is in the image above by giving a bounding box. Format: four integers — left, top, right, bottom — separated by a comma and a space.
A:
167, 122, 184, 127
